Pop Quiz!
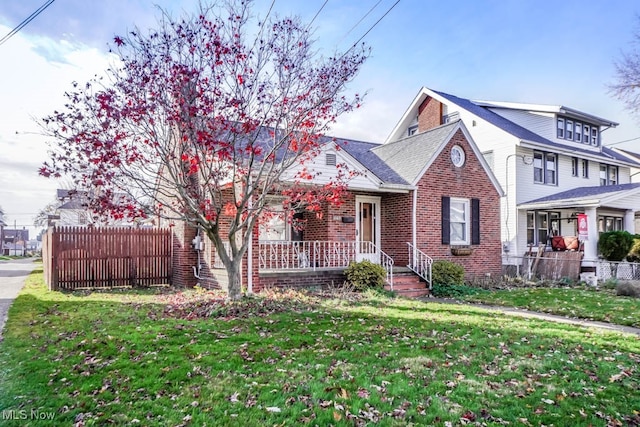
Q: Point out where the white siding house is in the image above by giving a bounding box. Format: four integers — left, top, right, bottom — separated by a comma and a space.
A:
387, 87, 640, 268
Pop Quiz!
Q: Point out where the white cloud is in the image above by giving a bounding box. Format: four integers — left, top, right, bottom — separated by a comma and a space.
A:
0, 24, 114, 233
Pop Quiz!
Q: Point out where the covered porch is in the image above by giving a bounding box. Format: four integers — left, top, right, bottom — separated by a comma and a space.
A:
516, 183, 640, 269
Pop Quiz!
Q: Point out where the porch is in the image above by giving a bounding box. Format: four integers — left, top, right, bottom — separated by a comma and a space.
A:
257, 240, 432, 296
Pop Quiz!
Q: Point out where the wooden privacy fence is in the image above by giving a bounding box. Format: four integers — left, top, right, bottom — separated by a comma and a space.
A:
43, 226, 172, 290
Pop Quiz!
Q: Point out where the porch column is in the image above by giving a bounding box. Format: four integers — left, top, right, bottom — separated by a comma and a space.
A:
624, 209, 635, 234
582, 207, 598, 266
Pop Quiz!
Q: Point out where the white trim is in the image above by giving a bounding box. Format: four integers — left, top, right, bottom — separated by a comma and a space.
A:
449, 197, 470, 245
355, 195, 381, 261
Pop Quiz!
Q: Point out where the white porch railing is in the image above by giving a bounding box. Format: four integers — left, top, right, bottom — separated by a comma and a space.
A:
258, 240, 394, 287
407, 242, 433, 289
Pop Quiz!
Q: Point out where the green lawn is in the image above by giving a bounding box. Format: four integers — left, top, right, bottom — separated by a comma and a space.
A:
0, 269, 639, 426
462, 286, 640, 327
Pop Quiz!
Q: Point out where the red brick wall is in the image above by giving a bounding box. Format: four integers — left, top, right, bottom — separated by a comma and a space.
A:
418, 97, 443, 132
303, 195, 357, 242
171, 221, 199, 288
414, 129, 502, 279
381, 192, 412, 265
259, 270, 346, 289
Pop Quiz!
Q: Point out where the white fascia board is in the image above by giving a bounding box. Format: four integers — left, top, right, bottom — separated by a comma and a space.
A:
519, 140, 638, 167
518, 198, 602, 210
410, 121, 505, 197
385, 87, 430, 143
600, 186, 640, 206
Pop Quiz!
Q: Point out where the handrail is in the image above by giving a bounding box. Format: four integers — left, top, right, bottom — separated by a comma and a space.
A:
407, 242, 433, 289
258, 240, 394, 287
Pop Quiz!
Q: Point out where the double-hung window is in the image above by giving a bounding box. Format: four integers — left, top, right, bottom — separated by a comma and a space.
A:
557, 118, 565, 138
534, 151, 557, 185
581, 159, 589, 178
449, 198, 469, 245
600, 164, 618, 186
571, 157, 579, 177
441, 197, 480, 245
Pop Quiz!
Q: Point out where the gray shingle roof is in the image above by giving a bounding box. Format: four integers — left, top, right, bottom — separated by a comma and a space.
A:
522, 182, 640, 205
371, 121, 458, 184
330, 137, 409, 185
432, 89, 640, 165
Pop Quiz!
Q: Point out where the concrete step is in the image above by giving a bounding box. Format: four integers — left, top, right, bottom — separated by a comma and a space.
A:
392, 288, 431, 298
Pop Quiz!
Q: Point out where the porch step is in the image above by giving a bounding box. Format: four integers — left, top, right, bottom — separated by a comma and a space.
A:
385, 272, 430, 298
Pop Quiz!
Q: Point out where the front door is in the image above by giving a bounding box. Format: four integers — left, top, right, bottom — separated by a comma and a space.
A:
356, 196, 380, 262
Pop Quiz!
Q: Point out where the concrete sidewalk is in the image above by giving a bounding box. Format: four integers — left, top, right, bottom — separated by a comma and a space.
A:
422, 296, 640, 337
0, 258, 37, 341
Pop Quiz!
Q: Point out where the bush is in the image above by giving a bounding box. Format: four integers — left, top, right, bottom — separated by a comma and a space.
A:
598, 230, 634, 261
432, 260, 465, 286
616, 280, 640, 298
344, 260, 387, 291
627, 236, 640, 262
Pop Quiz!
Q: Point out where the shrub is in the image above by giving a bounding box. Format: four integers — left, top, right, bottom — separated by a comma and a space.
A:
344, 260, 387, 291
432, 260, 465, 286
627, 236, 640, 262
598, 230, 634, 261
616, 280, 640, 298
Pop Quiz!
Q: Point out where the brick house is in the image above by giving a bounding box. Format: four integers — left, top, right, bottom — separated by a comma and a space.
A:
171, 119, 503, 294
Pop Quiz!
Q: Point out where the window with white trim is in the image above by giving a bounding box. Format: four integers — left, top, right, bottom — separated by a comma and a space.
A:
566, 120, 573, 140
534, 151, 557, 185
574, 122, 582, 142
571, 157, 578, 177
599, 164, 618, 186
557, 118, 564, 138
556, 116, 600, 146
581, 159, 589, 178
449, 198, 470, 245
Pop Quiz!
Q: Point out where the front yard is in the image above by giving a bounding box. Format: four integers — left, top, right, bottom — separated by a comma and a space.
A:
0, 268, 639, 426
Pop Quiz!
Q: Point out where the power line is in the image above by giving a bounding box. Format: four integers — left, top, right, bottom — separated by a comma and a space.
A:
604, 135, 640, 147
347, 0, 401, 51
337, 0, 384, 45
308, 0, 329, 28
0, 0, 56, 47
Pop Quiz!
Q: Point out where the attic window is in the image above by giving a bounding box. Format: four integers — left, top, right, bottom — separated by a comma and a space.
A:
325, 153, 337, 166
408, 125, 418, 136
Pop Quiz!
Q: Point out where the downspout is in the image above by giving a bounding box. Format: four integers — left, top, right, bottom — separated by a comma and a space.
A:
192, 227, 203, 279
412, 188, 417, 251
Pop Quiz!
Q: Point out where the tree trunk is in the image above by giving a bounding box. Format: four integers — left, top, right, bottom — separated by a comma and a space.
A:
227, 261, 243, 301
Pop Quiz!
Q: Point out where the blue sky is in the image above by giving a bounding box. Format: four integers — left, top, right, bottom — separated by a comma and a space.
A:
1, 0, 640, 233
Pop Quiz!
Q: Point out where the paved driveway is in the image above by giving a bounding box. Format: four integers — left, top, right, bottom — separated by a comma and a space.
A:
0, 258, 37, 340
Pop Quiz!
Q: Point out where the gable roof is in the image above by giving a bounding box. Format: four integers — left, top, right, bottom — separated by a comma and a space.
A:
519, 182, 640, 210
372, 121, 459, 184
387, 87, 638, 166
329, 137, 409, 186
368, 120, 503, 195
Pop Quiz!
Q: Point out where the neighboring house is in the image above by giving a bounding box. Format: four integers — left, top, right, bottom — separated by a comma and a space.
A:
51, 189, 137, 227
387, 87, 640, 268
171, 119, 504, 293
0, 218, 5, 253
54, 189, 93, 226
613, 147, 640, 232
2, 228, 29, 256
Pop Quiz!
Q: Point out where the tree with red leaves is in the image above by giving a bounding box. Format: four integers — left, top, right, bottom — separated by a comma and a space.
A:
40, 0, 369, 300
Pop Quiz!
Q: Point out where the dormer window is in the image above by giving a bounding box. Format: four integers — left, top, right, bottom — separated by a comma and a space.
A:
557, 118, 564, 138
556, 116, 599, 146
565, 120, 573, 140
574, 122, 582, 142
